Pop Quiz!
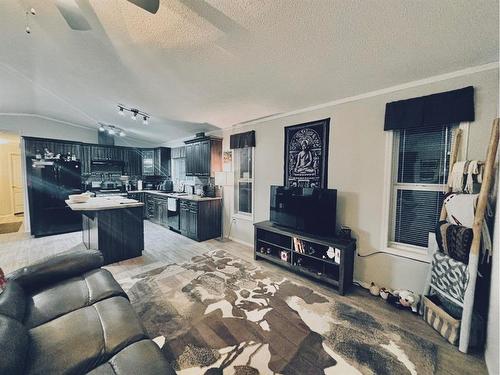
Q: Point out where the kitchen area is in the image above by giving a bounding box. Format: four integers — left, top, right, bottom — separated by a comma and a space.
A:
24, 132, 223, 246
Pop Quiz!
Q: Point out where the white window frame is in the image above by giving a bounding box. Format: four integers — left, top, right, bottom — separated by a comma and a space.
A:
380, 122, 469, 262
233, 147, 255, 221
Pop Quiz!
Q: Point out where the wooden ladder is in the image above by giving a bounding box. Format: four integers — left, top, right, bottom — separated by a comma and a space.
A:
425, 118, 499, 353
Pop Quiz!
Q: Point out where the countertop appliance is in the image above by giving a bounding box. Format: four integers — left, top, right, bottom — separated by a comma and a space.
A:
159, 180, 173, 192
167, 197, 180, 231
28, 160, 83, 237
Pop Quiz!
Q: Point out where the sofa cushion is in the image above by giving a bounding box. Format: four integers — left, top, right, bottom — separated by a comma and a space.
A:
24, 268, 127, 329
8, 249, 104, 293
0, 281, 26, 321
25, 296, 148, 375
0, 315, 29, 374
87, 340, 176, 375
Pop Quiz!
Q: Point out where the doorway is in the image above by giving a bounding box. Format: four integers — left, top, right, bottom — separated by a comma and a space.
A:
0, 131, 24, 234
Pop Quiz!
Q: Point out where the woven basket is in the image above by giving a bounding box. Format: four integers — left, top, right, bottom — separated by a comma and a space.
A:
423, 295, 461, 345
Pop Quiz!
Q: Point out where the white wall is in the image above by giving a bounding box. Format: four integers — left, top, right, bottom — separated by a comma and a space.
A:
0, 114, 156, 147
221, 67, 499, 293
0, 114, 98, 143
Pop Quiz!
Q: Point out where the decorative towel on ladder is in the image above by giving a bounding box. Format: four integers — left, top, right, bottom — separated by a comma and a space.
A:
431, 252, 469, 304
436, 220, 474, 264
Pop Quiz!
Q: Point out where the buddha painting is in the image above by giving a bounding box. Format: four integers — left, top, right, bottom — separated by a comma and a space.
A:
284, 118, 330, 188
294, 140, 315, 174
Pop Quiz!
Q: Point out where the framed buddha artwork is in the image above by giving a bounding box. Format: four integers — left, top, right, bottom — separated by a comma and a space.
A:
283, 118, 330, 188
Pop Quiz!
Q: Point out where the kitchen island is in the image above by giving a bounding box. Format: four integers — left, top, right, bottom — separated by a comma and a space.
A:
66, 197, 144, 265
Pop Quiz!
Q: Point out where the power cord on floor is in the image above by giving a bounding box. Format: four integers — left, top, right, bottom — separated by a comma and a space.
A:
357, 250, 430, 264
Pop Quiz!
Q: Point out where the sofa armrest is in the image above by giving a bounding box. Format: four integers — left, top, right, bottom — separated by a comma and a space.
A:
7, 249, 104, 292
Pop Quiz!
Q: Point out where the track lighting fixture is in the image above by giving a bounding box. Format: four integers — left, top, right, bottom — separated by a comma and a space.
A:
117, 104, 150, 125
25, 8, 36, 34
97, 123, 126, 137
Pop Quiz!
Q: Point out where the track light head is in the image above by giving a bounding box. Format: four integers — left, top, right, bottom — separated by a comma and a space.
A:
143, 116, 148, 125
98, 124, 105, 132
118, 106, 124, 116
131, 110, 138, 120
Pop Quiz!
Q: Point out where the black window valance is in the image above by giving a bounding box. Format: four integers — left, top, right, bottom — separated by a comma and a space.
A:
384, 86, 474, 131
230, 130, 255, 149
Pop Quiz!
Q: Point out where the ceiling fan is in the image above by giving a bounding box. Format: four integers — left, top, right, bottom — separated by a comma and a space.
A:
55, 0, 160, 31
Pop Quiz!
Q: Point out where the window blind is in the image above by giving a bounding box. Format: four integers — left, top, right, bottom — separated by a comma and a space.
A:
392, 124, 455, 247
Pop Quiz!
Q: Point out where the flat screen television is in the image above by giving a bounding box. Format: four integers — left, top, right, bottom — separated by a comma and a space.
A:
269, 185, 337, 236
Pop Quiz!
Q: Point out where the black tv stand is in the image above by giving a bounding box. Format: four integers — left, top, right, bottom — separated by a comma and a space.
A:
254, 221, 356, 295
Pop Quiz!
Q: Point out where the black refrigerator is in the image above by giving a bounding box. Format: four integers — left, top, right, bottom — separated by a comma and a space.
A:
28, 160, 83, 237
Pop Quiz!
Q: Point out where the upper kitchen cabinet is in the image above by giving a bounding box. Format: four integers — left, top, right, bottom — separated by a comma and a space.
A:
141, 147, 171, 177
91, 145, 123, 161
155, 147, 171, 177
24, 137, 81, 160
141, 149, 155, 176
124, 148, 142, 176
184, 136, 222, 177
81, 144, 92, 175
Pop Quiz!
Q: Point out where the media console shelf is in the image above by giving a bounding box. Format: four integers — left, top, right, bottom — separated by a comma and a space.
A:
254, 220, 356, 295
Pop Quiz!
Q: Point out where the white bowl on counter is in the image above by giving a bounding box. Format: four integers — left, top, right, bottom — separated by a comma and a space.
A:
68, 193, 91, 203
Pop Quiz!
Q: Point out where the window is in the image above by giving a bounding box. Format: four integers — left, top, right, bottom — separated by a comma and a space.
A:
389, 124, 457, 250
234, 147, 254, 216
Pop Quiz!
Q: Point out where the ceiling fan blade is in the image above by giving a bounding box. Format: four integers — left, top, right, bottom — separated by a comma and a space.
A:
56, 0, 91, 31
126, 0, 160, 14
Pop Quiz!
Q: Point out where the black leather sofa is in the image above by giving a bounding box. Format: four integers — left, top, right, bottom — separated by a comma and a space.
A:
0, 249, 175, 374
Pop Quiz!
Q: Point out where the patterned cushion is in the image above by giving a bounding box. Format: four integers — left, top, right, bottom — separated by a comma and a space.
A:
431, 252, 469, 303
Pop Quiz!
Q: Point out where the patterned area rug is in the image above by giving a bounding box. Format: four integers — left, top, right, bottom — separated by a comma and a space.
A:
118, 250, 437, 374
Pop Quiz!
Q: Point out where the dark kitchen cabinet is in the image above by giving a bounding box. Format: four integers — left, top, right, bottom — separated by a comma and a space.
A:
91, 145, 123, 161
142, 148, 171, 177
179, 198, 221, 241
147, 194, 169, 227
81, 145, 92, 176
24, 137, 81, 161
124, 148, 142, 176
184, 137, 222, 177
180, 200, 189, 235
142, 149, 155, 176
145, 194, 155, 219
154, 147, 171, 177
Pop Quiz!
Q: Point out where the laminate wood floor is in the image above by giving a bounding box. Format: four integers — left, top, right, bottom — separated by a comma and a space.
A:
0, 220, 488, 374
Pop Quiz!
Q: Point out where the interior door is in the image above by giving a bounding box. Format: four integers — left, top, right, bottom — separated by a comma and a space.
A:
10, 153, 24, 214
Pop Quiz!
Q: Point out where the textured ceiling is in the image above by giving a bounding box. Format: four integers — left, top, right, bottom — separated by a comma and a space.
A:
0, 0, 498, 143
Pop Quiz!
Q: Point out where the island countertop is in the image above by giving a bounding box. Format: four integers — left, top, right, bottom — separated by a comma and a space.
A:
66, 196, 144, 211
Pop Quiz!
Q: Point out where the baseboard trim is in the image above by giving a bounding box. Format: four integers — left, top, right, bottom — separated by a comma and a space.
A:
228, 236, 253, 248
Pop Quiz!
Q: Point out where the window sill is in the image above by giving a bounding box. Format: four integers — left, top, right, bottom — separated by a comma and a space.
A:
232, 213, 253, 222
382, 244, 431, 263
